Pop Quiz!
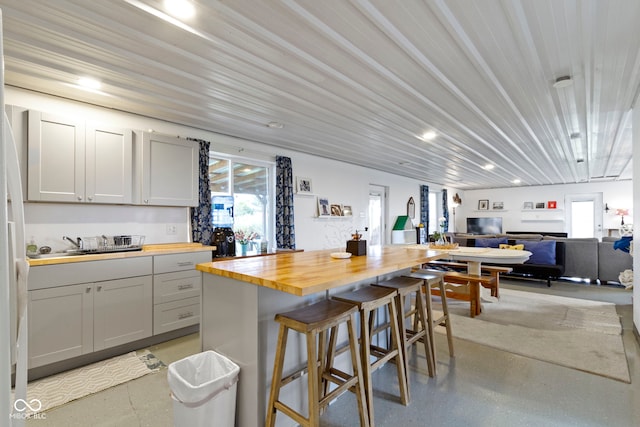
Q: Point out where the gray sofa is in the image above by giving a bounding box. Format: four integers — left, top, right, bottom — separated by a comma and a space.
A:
450, 232, 631, 285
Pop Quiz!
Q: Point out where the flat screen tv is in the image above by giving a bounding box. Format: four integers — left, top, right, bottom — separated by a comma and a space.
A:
466, 217, 502, 234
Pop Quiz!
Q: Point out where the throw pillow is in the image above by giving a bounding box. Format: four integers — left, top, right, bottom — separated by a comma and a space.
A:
499, 244, 525, 250
516, 239, 556, 265
475, 237, 508, 248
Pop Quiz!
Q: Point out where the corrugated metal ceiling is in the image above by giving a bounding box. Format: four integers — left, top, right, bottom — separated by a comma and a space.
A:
1, 0, 638, 189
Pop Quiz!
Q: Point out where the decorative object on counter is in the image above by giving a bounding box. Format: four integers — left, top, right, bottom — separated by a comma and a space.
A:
430, 217, 459, 249
346, 240, 366, 256
478, 199, 489, 210
330, 252, 352, 259
235, 229, 259, 256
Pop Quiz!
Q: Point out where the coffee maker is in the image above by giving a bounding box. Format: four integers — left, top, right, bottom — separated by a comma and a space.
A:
212, 227, 236, 257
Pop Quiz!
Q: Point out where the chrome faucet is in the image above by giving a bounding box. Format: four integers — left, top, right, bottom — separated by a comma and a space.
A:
63, 236, 81, 249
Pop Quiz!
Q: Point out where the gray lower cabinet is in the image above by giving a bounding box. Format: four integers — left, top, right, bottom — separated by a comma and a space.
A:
28, 257, 153, 369
152, 251, 211, 334
27, 251, 211, 369
28, 276, 153, 369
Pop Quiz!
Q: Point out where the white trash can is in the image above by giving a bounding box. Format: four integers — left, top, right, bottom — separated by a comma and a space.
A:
168, 350, 240, 427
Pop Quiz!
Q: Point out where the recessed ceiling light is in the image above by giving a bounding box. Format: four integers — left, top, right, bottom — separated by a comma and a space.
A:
552, 75, 573, 89
512, 179, 521, 184
483, 164, 495, 170
77, 77, 101, 90
267, 121, 284, 129
420, 131, 437, 141
164, 0, 195, 19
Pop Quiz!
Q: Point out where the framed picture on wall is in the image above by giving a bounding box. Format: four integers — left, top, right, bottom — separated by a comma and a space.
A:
296, 176, 313, 194
523, 202, 534, 210
478, 199, 489, 210
330, 204, 342, 216
492, 201, 504, 210
535, 202, 546, 209
318, 197, 330, 217
342, 205, 353, 216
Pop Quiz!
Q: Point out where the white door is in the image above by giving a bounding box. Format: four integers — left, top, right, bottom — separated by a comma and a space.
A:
368, 185, 387, 251
565, 193, 603, 239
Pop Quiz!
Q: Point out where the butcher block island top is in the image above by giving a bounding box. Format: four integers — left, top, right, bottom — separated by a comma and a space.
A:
196, 245, 444, 296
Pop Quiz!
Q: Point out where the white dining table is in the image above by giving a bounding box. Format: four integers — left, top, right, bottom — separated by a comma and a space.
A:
407, 245, 532, 303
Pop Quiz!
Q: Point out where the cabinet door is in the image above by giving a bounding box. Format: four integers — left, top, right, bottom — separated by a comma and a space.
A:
28, 284, 94, 368
93, 276, 153, 351
27, 111, 86, 202
140, 132, 198, 206
86, 123, 133, 204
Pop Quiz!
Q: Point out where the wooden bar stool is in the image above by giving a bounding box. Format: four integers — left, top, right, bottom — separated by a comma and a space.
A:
406, 269, 454, 375
332, 286, 409, 426
266, 299, 370, 427
373, 276, 436, 381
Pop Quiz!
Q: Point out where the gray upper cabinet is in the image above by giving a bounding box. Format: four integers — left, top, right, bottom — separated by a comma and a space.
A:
27, 111, 133, 204
28, 111, 86, 202
137, 132, 198, 207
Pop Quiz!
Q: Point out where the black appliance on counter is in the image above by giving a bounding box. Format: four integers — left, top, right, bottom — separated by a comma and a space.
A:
212, 227, 236, 257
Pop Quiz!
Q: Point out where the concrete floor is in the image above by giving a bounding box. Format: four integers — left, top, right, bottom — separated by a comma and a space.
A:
27, 279, 638, 427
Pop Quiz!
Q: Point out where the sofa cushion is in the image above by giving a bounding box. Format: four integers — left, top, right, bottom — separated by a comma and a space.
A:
475, 237, 508, 248
516, 239, 556, 265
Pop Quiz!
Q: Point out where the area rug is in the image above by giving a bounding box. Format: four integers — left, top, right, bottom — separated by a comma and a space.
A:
432, 288, 631, 383
14, 350, 164, 417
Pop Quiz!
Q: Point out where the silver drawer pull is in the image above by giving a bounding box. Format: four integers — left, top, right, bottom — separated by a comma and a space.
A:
178, 312, 194, 319
178, 283, 194, 290
177, 261, 194, 267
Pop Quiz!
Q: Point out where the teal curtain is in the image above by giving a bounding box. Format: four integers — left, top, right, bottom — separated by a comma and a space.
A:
276, 156, 296, 249
189, 138, 213, 244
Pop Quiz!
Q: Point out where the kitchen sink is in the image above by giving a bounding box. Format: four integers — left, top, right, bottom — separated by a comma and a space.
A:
28, 250, 84, 259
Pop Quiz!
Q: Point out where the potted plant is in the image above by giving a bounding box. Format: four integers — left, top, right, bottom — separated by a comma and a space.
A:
235, 230, 259, 256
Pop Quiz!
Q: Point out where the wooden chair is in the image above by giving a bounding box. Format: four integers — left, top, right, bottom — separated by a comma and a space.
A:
373, 276, 436, 380
405, 269, 454, 375
266, 299, 370, 427
332, 286, 409, 425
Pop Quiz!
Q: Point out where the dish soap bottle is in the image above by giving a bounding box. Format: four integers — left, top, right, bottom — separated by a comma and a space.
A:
26, 237, 38, 255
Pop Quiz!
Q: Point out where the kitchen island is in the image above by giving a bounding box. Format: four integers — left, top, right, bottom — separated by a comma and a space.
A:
196, 245, 444, 427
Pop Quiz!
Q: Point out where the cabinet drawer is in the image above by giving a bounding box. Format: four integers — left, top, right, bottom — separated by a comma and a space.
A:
154, 271, 201, 304
154, 297, 200, 334
153, 252, 211, 274
29, 257, 152, 290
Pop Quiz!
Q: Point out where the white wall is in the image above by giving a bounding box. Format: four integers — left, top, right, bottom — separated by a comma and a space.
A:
7, 87, 453, 253
458, 182, 632, 235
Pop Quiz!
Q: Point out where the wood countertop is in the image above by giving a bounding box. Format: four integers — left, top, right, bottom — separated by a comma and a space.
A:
196, 245, 444, 296
27, 243, 215, 266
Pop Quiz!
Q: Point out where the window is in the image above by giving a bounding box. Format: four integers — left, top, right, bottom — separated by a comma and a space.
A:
209, 154, 273, 245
